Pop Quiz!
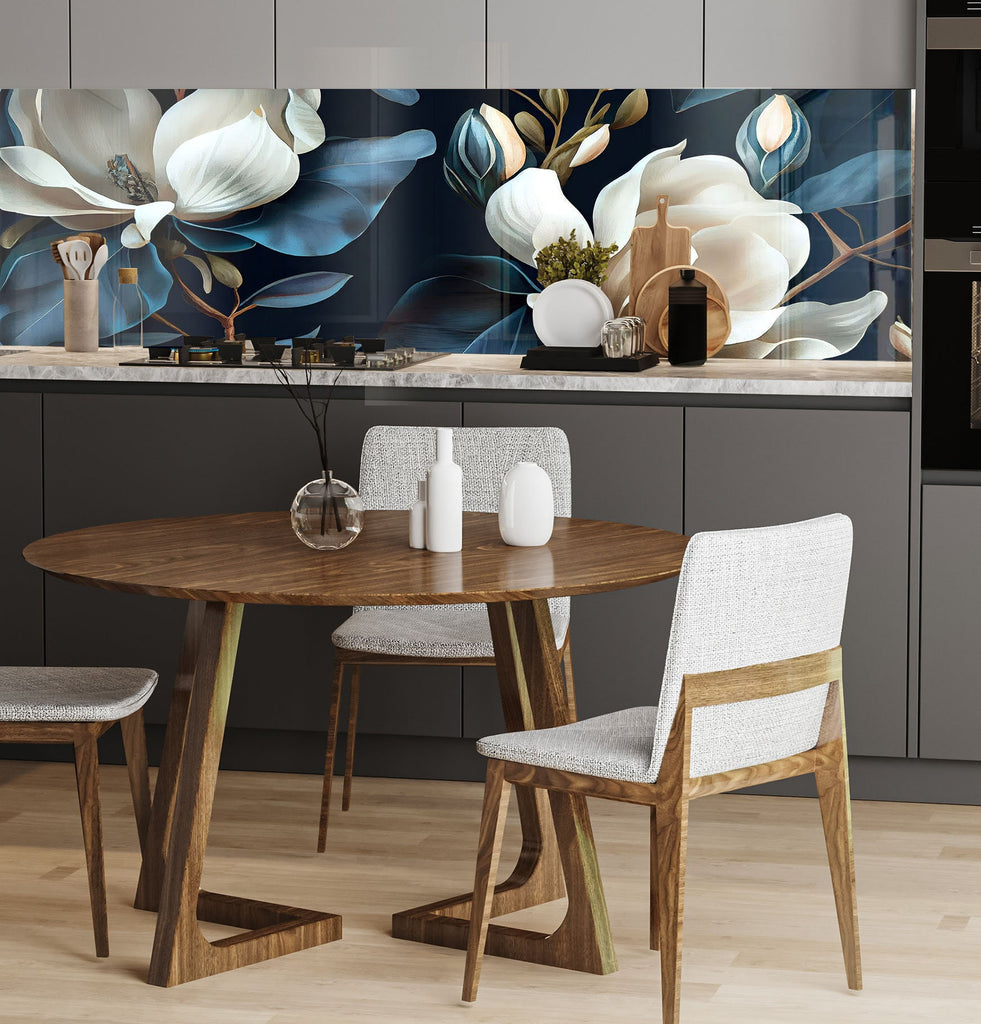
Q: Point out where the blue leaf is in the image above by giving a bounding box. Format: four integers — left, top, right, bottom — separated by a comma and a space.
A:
670, 89, 741, 112
0, 90, 21, 147
243, 271, 351, 308
0, 222, 171, 345
212, 130, 437, 257
421, 255, 540, 295
373, 89, 420, 106
783, 150, 911, 212
465, 307, 537, 355
175, 222, 257, 253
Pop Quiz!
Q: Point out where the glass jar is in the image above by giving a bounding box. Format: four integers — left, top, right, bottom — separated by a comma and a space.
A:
112, 267, 147, 350
290, 471, 365, 550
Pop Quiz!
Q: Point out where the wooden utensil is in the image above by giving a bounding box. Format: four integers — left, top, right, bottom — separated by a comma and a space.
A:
628, 195, 691, 315
50, 242, 71, 280
633, 264, 731, 357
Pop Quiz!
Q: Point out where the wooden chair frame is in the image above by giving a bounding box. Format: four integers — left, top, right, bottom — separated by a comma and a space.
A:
0, 709, 152, 957
317, 632, 576, 853
462, 646, 861, 1024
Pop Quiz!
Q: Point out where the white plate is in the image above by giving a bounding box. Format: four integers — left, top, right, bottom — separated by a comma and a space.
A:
530, 279, 615, 348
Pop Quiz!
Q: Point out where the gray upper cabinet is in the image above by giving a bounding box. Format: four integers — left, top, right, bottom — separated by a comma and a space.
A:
487, 0, 703, 88
919, 486, 981, 762
70, 0, 275, 87
276, 0, 485, 88
0, 1, 69, 87
684, 407, 910, 758
704, 0, 916, 88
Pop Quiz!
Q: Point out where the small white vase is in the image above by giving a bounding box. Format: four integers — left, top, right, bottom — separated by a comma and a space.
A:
499, 462, 554, 547
426, 427, 463, 552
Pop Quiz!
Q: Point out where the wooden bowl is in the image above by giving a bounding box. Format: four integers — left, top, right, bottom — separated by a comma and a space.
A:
633, 265, 730, 357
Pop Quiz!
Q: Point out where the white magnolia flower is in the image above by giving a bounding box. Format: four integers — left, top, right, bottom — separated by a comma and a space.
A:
0, 88, 325, 248
488, 139, 886, 358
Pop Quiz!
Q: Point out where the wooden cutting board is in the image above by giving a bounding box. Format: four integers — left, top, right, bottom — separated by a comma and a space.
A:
633, 265, 731, 358
627, 195, 691, 315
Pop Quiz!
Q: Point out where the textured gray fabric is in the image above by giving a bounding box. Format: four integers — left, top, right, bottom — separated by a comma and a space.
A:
333, 426, 573, 657
0, 666, 158, 722
478, 706, 658, 781
476, 515, 852, 784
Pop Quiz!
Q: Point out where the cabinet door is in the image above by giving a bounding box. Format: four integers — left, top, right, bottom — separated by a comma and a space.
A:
70, 0, 274, 87
487, 0, 703, 88
276, 0, 485, 89
43, 393, 461, 741
684, 407, 909, 757
461, 402, 683, 738
0, 1, 69, 87
920, 486, 981, 761
704, 0, 915, 88
0, 394, 43, 665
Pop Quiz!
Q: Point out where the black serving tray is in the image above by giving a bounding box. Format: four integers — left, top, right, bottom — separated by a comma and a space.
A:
520, 345, 658, 372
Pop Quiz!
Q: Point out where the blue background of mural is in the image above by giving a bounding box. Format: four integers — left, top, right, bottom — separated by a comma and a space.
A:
0, 88, 911, 359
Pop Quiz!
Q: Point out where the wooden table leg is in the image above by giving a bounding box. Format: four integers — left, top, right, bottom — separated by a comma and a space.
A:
391, 599, 618, 976
143, 600, 340, 987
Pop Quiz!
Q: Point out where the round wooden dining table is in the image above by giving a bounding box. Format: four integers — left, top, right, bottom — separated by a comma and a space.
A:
24, 510, 688, 987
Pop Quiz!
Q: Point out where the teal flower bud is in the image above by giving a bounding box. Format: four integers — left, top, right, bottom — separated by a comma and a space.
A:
736, 94, 811, 193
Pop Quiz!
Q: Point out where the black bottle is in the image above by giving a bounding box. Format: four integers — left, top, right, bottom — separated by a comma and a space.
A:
667, 268, 707, 366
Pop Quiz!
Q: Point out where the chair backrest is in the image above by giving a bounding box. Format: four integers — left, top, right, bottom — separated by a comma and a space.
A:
359, 426, 572, 516
650, 514, 853, 781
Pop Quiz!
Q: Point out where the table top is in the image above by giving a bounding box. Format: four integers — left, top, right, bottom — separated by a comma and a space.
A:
23, 510, 689, 606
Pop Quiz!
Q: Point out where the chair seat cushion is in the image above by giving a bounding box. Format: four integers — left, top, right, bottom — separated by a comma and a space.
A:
477, 706, 658, 784
332, 599, 570, 660
0, 666, 158, 723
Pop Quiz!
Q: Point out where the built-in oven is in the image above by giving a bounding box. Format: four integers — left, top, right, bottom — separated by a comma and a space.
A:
921, 5, 981, 467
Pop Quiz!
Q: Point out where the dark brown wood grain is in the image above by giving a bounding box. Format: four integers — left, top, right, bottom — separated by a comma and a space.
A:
23, 510, 688, 606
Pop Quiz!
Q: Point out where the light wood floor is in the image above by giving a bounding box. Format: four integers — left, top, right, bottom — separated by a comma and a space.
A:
0, 760, 979, 1024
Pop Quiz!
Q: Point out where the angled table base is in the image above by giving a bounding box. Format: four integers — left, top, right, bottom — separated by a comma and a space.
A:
136, 600, 342, 987
392, 599, 618, 977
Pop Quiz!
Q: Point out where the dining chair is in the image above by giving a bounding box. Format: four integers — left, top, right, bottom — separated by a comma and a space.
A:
318, 425, 574, 852
0, 665, 158, 957
462, 514, 860, 1023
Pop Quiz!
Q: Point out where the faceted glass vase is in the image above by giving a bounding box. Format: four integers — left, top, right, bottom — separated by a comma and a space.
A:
290, 472, 365, 550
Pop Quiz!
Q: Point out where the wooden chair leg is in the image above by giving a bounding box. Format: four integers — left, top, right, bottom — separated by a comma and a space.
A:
653, 797, 689, 1024
462, 759, 512, 1002
815, 743, 862, 991
342, 666, 361, 812
119, 708, 152, 857
650, 805, 660, 951
317, 660, 346, 853
73, 723, 109, 958
560, 638, 577, 721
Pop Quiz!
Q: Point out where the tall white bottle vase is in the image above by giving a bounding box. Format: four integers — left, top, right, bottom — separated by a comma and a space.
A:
499, 462, 554, 546
425, 428, 463, 552
409, 479, 427, 549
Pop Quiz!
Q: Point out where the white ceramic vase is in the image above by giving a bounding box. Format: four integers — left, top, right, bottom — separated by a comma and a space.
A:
499, 462, 554, 546
426, 427, 463, 552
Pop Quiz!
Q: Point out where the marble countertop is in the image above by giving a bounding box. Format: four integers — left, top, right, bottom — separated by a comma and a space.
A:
0, 348, 912, 398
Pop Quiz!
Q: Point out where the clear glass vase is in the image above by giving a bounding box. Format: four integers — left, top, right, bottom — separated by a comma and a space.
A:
112, 266, 147, 351
290, 471, 365, 550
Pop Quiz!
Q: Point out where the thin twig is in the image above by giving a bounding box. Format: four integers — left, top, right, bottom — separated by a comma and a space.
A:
511, 89, 556, 126
584, 88, 608, 125
858, 253, 911, 270
150, 312, 189, 336
836, 206, 865, 245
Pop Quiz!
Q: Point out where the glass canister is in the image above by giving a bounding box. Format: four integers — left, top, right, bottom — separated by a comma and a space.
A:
112, 267, 147, 350
290, 471, 365, 550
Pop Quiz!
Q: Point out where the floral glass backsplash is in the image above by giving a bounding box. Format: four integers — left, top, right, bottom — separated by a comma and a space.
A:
0, 88, 911, 359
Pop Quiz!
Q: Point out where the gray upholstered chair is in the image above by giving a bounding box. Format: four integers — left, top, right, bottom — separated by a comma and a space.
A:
0, 666, 158, 957
318, 425, 574, 852
462, 514, 861, 1024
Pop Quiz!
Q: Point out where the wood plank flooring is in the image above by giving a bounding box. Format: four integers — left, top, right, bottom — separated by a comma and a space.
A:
0, 759, 978, 1023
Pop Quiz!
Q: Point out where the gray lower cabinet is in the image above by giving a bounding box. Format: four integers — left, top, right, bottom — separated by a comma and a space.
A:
42, 392, 461, 739
919, 486, 981, 761
704, 0, 915, 89
0, 394, 43, 665
461, 402, 684, 738
276, 0, 486, 88
487, 0, 702, 88
684, 407, 910, 758
70, 0, 275, 87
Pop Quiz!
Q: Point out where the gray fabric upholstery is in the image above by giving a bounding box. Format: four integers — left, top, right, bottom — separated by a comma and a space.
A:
0, 666, 158, 723
477, 514, 852, 783
333, 426, 573, 657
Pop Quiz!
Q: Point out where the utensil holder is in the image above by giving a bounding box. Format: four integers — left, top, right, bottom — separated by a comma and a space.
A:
63, 279, 100, 353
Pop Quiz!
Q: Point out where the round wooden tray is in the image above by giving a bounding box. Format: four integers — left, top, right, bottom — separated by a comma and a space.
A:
633, 265, 731, 358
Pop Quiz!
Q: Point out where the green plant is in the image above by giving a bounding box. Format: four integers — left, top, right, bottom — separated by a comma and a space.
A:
535, 230, 618, 288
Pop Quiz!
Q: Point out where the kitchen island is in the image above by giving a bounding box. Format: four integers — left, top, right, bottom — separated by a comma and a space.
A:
1, 348, 928, 802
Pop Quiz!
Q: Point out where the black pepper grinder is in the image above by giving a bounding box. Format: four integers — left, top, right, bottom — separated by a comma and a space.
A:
667, 268, 707, 366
